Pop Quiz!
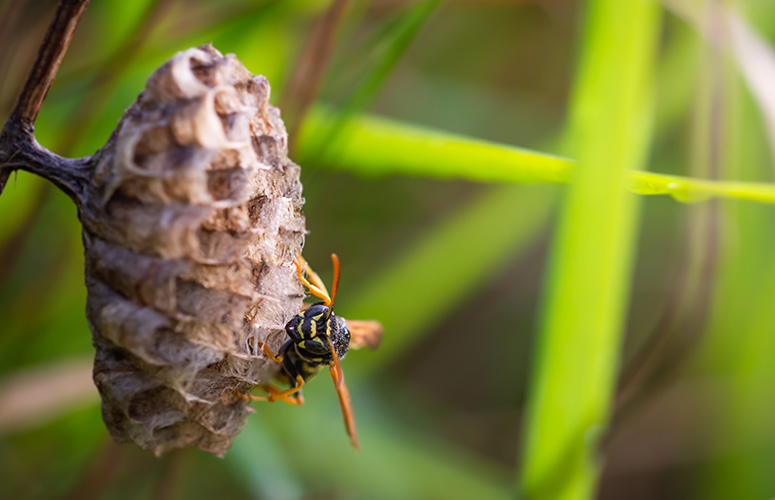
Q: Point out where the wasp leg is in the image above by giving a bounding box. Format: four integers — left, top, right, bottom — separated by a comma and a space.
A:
232, 380, 306, 404
294, 259, 331, 304
296, 255, 330, 298
296, 254, 340, 308
255, 341, 284, 363
267, 374, 305, 402
231, 389, 269, 402
264, 385, 305, 405
326, 337, 360, 450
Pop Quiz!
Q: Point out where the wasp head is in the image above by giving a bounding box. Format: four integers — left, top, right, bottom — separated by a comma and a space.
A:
285, 302, 350, 362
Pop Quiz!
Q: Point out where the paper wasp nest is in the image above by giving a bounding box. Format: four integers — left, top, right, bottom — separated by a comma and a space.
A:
80, 45, 304, 456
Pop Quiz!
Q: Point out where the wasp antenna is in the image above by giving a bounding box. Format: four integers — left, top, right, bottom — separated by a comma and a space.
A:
329, 253, 340, 312
327, 337, 360, 450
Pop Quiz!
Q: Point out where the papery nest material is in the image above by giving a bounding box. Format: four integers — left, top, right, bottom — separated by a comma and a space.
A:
78, 45, 305, 456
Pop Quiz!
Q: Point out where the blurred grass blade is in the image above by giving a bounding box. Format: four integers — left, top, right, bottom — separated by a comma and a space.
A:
519, 1, 659, 499
699, 167, 775, 496
697, 7, 775, 498
307, 0, 440, 162
724, 6, 775, 165
0, 357, 97, 434
300, 106, 775, 203
0, 174, 44, 249
669, 2, 775, 166
626, 170, 775, 202
253, 389, 512, 500
333, 0, 439, 114
281, 0, 353, 143
50, 0, 175, 157
345, 184, 555, 373
653, 23, 700, 135
299, 106, 572, 183
227, 422, 304, 500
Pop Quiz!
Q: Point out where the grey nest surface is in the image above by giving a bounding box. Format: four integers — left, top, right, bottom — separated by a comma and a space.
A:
79, 45, 305, 456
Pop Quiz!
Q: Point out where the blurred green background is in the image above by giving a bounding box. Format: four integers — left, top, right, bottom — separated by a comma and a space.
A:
1, 0, 775, 499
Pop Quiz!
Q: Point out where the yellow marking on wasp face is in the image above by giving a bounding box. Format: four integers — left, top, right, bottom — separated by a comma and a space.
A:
309, 319, 317, 336
298, 340, 306, 348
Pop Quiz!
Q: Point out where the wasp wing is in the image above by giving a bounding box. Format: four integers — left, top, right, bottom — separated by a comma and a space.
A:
346, 320, 383, 350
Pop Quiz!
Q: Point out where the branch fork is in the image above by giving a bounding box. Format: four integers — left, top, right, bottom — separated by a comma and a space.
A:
0, 0, 91, 200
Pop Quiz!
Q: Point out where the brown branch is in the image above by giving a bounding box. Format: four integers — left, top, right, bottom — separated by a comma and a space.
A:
0, 0, 91, 200
281, 0, 352, 151
0, 135, 90, 201
8, 0, 90, 131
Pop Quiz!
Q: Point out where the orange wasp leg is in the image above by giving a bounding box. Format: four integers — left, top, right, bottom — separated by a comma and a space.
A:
264, 384, 305, 406
327, 337, 360, 451
294, 254, 340, 309
232, 390, 269, 402
297, 255, 330, 298
294, 259, 331, 304
232, 381, 305, 404
255, 341, 284, 363
267, 374, 305, 402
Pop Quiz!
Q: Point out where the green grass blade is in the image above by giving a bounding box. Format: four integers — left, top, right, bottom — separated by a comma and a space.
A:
298, 106, 572, 183
299, 106, 775, 204
333, 0, 439, 114
518, 1, 660, 499
305, 0, 440, 162
697, 6, 775, 497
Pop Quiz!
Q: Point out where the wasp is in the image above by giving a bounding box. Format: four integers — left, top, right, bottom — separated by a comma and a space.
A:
234, 254, 382, 450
